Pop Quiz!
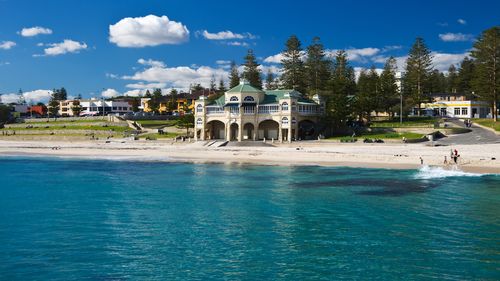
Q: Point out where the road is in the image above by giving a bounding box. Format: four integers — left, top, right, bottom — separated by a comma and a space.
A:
434, 119, 500, 145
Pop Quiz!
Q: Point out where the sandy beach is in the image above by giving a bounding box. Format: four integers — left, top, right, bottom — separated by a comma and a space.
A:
1, 139, 499, 174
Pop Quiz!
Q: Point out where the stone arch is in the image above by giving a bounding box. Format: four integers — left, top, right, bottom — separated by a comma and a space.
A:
298, 120, 316, 140
230, 123, 239, 141
258, 119, 279, 140
206, 120, 225, 139
243, 123, 255, 140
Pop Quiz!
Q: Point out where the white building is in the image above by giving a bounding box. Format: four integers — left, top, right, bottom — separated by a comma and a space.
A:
59, 99, 133, 116
194, 81, 323, 142
419, 93, 491, 118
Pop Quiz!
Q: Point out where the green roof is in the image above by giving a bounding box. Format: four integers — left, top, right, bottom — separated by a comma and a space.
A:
226, 83, 264, 93
207, 89, 317, 106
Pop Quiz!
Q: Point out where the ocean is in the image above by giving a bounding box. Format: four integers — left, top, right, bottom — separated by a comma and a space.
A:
0, 156, 499, 280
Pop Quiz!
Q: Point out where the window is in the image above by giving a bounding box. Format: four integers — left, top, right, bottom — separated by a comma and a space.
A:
454, 108, 460, 116
196, 118, 203, 125
230, 96, 239, 102
292, 117, 297, 124
113, 107, 117, 110
282, 117, 289, 125
282, 102, 289, 111
244, 96, 255, 102
230, 106, 239, 114
461, 107, 468, 115
196, 104, 203, 113
243, 106, 255, 114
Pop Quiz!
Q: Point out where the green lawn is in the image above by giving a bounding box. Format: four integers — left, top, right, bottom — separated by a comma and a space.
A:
371, 117, 440, 128
328, 131, 424, 140
1, 125, 130, 132
136, 120, 178, 128
25, 119, 107, 124
473, 119, 500, 131
138, 132, 180, 140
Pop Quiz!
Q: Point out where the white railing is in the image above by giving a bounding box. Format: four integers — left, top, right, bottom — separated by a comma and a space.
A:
206, 106, 224, 115
258, 105, 280, 114
298, 105, 319, 115
243, 106, 255, 114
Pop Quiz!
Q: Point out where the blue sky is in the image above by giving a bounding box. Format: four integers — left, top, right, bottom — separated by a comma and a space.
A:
0, 0, 498, 103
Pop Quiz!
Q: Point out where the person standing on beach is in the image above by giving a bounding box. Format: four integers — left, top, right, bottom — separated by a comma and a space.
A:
420, 157, 424, 165
444, 156, 448, 165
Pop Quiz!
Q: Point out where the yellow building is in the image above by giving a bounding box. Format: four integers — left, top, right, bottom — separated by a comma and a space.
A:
140, 90, 211, 114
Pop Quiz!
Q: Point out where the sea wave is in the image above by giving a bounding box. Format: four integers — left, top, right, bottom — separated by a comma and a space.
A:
414, 165, 484, 179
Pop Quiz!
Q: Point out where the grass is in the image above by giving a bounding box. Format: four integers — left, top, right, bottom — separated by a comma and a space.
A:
1, 125, 130, 132
136, 120, 178, 129
473, 119, 500, 132
328, 131, 424, 140
371, 117, 440, 128
24, 119, 107, 124
138, 132, 179, 140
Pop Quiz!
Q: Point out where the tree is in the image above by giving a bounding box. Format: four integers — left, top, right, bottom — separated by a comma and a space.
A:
131, 98, 140, 112
265, 69, 277, 90
167, 89, 178, 112
144, 90, 152, 98
355, 66, 379, 121
242, 49, 262, 89
48, 93, 60, 120
218, 77, 226, 92
71, 100, 82, 116
177, 114, 194, 135
228, 61, 240, 88
149, 88, 163, 114
403, 37, 433, 116
471, 26, 500, 121
281, 35, 306, 93
427, 69, 447, 94
209, 75, 217, 91
305, 36, 331, 96
0, 104, 11, 124
446, 64, 460, 93
325, 50, 356, 128
378, 57, 400, 116
52, 87, 68, 101
457, 57, 476, 98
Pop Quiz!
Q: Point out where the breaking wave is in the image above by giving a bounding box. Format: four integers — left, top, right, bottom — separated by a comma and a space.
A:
414, 165, 484, 179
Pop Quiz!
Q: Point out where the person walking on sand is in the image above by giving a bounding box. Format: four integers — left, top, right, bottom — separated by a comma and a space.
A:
419, 157, 424, 165
452, 149, 459, 164
444, 156, 448, 165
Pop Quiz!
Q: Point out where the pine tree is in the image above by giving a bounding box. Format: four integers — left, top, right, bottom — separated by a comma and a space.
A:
265, 69, 277, 90
326, 50, 356, 127
242, 49, 262, 89
403, 37, 433, 116
457, 57, 475, 98
218, 77, 226, 92
209, 75, 217, 91
228, 61, 240, 88
471, 26, 500, 121
305, 36, 330, 96
281, 35, 306, 93
144, 90, 152, 98
379, 57, 399, 116
355, 69, 374, 121
446, 64, 459, 93
149, 88, 163, 114
427, 69, 447, 94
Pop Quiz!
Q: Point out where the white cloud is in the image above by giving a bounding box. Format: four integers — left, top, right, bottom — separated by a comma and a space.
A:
109, 15, 189, 47
125, 82, 167, 89
0, 61, 11, 66
216, 60, 231, 65
105, 73, 119, 79
200, 30, 255, 40
226, 41, 249, 47
123, 89, 146, 97
329, 47, 380, 62
122, 61, 228, 90
137, 58, 165, 67
439, 33, 474, 42
19, 26, 53, 37
35, 39, 87, 56
263, 53, 284, 64
101, 88, 120, 98
458, 19, 467, 25
382, 45, 402, 52
0, 89, 53, 104
0, 41, 16, 50
432, 52, 469, 72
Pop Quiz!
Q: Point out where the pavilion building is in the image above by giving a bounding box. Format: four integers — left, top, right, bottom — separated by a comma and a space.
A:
194, 80, 323, 143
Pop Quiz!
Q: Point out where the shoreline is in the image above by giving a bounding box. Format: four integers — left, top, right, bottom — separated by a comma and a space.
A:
0, 140, 499, 174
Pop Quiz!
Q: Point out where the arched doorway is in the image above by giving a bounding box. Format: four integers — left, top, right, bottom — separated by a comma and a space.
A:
243, 123, 255, 140
206, 120, 225, 139
258, 120, 279, 140
298, 120, 315, 140
230, 123, 239, 141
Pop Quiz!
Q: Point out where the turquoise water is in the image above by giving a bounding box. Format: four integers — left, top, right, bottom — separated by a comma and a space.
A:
0, 157, 499, 280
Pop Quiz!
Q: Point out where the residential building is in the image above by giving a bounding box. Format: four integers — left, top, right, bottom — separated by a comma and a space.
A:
418, 93, 491, 118
194, 80, 323, 142
141, 90, 211, 115
59, 99, 133, 116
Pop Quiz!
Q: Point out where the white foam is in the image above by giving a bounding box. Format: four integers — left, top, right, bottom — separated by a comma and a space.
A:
413, 165, 484, 179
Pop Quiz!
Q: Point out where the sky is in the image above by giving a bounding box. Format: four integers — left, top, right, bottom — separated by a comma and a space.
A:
0, 0, 499, 104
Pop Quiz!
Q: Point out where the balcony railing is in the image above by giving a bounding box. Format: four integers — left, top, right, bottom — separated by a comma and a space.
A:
258, 105, 280, 114
206, 106, 224, 115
